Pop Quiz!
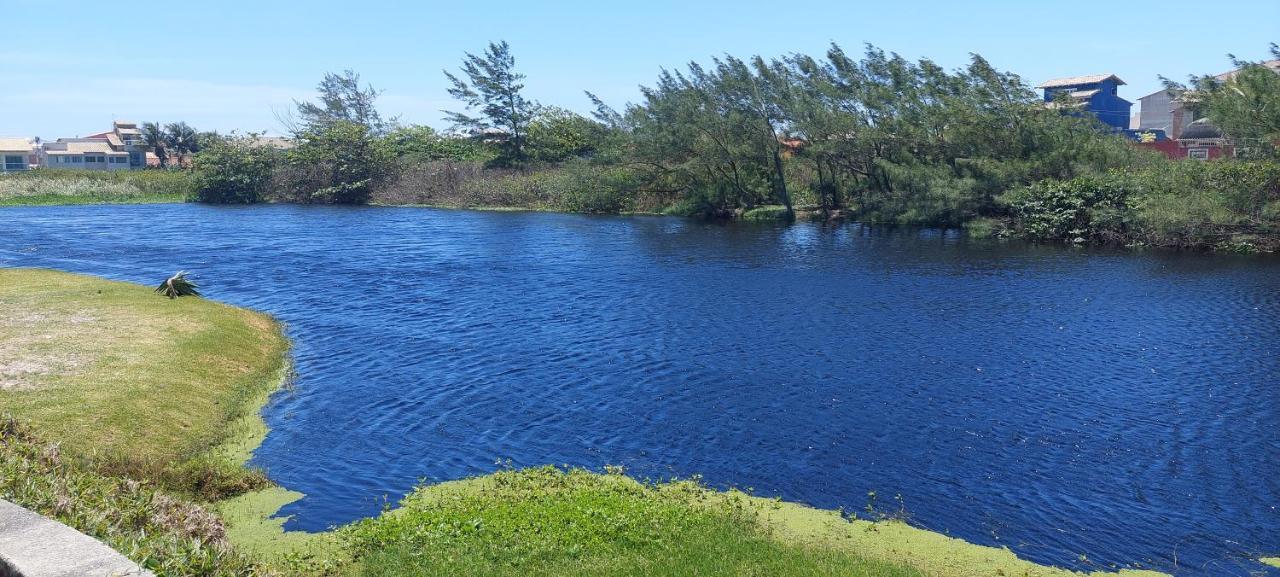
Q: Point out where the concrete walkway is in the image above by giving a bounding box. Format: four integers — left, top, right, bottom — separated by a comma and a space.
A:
0, 499, 152, 577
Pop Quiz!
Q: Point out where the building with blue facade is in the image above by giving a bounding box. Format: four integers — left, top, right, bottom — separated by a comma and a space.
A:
1036, 74, 1133, 130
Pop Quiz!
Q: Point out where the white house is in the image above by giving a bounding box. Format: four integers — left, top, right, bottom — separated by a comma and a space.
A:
0, 138, 36, 172
39, 139, 131, 170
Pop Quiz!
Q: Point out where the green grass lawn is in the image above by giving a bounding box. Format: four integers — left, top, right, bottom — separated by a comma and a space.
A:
0, 268, 288, 494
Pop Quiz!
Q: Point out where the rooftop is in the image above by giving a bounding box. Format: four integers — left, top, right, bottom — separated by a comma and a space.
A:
1036, 74, 1125, 89
0, 137, 33, 152
45, 140, 127, 155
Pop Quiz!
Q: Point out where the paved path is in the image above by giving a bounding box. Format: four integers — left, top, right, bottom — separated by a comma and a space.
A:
0, 499, 152, 577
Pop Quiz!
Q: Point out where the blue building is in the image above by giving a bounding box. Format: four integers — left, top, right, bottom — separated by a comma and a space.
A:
1036, 74, 1133, 130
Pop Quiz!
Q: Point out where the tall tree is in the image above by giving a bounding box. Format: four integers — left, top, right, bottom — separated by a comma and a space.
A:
444, 41, 534, 165
141, 122, 168, 168
295, 70, 387, 134
164, 122, 200, 165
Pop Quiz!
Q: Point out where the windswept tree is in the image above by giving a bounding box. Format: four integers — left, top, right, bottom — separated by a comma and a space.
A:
1167, 43, 1280, 158
142, 122, 168, 168
444, 41, 534, 165
295, 70, 388, 134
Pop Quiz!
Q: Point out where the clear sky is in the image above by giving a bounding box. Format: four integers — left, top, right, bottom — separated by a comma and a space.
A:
2, 0, 1277, 138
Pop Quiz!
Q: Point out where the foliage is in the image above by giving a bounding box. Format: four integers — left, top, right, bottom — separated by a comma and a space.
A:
343, 466, 920, 577
143, 121, 170, 168
381, 125, 496, 163
193, 135, 279, 203
1168, 43, 1280, 158
166, 121, 202, 159
1002, 173, 1135, 243
284, 120, 393, 204
0, 418, 269, 577
1003, 159, 1280, 249
445, 41, 534, 165
525, 106, 612, 163
620, 44, 1138, 222
295, 69, 389, 135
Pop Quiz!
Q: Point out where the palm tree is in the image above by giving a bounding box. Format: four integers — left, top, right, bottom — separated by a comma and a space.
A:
164, 122, 200, 167
142, 122, 168, 168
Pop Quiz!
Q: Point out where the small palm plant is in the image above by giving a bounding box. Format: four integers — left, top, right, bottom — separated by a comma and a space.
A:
155, 271, 200, 299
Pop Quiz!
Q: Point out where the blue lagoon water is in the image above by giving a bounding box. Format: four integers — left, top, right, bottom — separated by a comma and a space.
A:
2, 204, 1278, 576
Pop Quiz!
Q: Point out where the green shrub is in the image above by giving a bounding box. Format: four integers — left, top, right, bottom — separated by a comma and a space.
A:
1002, 173, 1134, 242
193, 137, 277, 204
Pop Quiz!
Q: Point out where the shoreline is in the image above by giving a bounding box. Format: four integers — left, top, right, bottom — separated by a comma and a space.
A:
0, 268, 1262, 577
5, 197, 1277, 255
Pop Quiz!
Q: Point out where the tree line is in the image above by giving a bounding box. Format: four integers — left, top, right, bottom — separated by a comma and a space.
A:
186, 41, 1280, 250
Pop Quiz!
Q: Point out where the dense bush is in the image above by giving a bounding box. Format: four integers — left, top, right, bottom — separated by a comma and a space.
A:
280, 120, 393, 204
382, 125, 496, 163
1002, 172, 1135, 243
1003, 159, 1280, 250
192, 137, 278, 204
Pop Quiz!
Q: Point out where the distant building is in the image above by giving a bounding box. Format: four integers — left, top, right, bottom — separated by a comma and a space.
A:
1036, 74, 1133, 130
1138, 59, 1280, 139
1136, 118, 1235, 160
0, 138, 36, 172
39, 121, 153, 170
83, 121, 149, 169
1137, 88, 1193, 139
40, 139, 132, 170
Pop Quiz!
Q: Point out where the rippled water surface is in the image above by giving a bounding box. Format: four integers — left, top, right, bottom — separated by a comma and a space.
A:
2, 204, 1278, 575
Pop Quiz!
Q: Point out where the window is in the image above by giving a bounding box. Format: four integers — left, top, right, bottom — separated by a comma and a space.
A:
72, 156, 82, 163
1188, 148, 1210, 160
3, 155, 24, 170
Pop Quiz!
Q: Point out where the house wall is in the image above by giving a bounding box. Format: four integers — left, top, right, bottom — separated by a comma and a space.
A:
0, 151, 32, 171
1138, 89, 1194, 138
1043, 79, 1132, 130
1088, 79, 1132, 130
1134, 140, 1234, 160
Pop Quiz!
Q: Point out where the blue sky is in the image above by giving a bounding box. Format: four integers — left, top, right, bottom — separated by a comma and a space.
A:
3, 0, 1277, 138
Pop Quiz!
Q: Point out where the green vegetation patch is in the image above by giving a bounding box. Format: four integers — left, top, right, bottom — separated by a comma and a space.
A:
343, 466, 920, 577
0, 170, 193, 206
0, 419, 263, 576
1261, 558, 1280, 569
341, 467, 1167, 577
0, 268, 288, 498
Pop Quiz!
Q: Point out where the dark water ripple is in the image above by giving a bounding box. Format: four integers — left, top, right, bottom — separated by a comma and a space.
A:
2, 204, 1278, 576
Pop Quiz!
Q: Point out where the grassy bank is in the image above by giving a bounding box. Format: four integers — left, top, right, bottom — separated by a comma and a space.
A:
0, 169, 194, 206
0, 268, 292, 575
0, 268, 1178, 577
339, 467, 1167, 577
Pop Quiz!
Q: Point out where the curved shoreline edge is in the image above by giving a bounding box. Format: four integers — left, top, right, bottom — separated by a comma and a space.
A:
0, 267, 1198, 576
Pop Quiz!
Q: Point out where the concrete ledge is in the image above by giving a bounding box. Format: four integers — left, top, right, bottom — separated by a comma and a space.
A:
0, 499, 152, 577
